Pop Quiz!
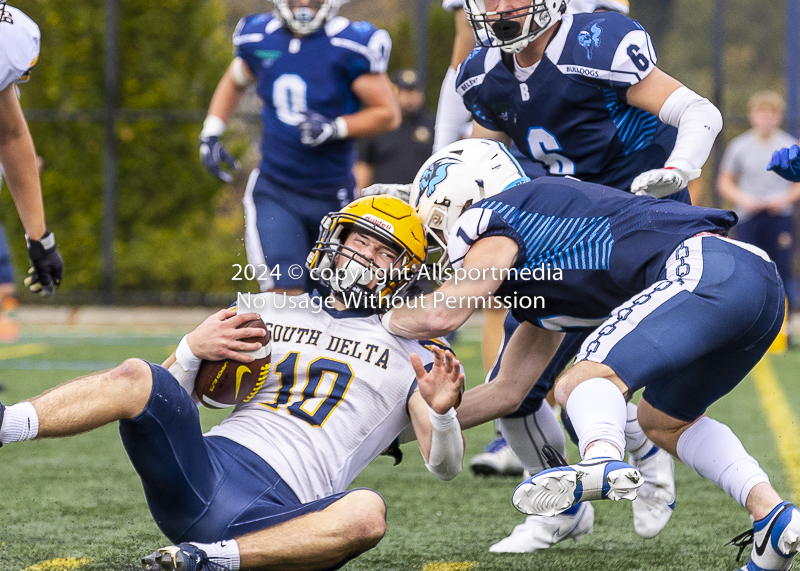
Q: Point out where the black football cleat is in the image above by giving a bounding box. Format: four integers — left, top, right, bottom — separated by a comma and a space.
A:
142, 543, 230, 571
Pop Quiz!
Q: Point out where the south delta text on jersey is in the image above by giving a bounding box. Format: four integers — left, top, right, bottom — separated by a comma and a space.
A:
447, 177, 737, 331
235, 13, 391, 196
457, 11, 676, 191
208, 293, 443, 504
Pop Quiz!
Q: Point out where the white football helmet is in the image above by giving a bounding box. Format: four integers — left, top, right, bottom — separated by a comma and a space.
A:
465, 0, 567, 53
410, 139, 529, 266
272, 0, 348, 36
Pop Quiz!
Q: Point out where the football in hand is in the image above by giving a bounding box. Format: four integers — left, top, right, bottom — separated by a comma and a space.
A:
195, 318, 271, 409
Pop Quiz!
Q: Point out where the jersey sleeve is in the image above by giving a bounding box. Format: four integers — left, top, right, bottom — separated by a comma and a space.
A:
557, 12, 657, 92
455, 50, 501, 131
232, 14, 270, 77
332, 22, 392, 81
0, 7, 41, 92
446, 207, 528, 270
442, 0, 466, 10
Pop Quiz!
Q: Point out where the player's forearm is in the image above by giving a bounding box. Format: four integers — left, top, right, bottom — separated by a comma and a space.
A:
0, 135, 47, 239
383, 294, 474, 339
423, 407, 464, 481
658, 85, 722, 173
342, 104, 401, 139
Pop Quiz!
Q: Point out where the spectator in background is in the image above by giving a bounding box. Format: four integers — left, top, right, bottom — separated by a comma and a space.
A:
355, 69, 435, 189
718, 91, 800, 312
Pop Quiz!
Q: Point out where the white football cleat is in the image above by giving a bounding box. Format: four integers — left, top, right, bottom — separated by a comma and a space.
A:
630, 446, 676, 538
489, 502, 594, 553
512, 457, 642, 517
470, 436, 524, 477
730, 502, 800, 571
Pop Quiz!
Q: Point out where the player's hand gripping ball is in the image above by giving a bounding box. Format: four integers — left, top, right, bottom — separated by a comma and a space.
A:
195, 318, 271, 409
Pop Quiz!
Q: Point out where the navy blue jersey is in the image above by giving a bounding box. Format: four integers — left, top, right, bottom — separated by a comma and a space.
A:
235, 14, 391, 197
446, 177, 737, 330
456, 12, 676, 191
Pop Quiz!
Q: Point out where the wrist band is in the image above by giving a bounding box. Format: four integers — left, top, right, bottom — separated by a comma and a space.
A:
428, 406, 457, 430
335, 116, 349, 139
175, 335, 202, 372
201, 115, 226, 138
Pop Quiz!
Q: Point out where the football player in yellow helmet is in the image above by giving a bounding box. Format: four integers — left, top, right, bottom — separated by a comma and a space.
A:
307, 195, 427, 309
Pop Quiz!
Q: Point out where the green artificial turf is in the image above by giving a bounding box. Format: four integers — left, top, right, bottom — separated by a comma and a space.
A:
0, 333, 797, 571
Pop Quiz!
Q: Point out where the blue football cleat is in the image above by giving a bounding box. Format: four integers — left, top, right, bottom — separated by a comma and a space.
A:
142, 543, 230, 571
512, 457, 642, 517
729, 502, 800, 571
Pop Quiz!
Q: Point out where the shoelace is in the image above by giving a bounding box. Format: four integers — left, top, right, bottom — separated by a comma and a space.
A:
726, 528, 754, 562
191, 550, 231, 571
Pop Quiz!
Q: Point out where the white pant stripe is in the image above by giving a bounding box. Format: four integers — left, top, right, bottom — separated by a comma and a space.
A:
242, 168, 275, 292
576, 235, 707, 364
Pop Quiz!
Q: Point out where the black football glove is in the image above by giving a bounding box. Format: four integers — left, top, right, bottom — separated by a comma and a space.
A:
25, 230, 63, 296
199, 135, 239, 183
299, 112, 342, 147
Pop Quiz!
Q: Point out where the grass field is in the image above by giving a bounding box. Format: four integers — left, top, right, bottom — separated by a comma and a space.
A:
0, 327, 798, 571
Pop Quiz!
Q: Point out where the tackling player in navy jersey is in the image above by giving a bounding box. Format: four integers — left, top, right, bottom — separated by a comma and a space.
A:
459, 0, 721, 201
200, 0, 400, 294
382, 139, 800, 571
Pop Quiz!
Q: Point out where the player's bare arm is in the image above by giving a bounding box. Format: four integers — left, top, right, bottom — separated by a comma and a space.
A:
206, 58, 254, 123
343, 72, 401, 138
0, 84, 47, 240
385, 235, 519, 339
471, 121, 512, 147
456, 322, 563, 429
408, 347, 466, 481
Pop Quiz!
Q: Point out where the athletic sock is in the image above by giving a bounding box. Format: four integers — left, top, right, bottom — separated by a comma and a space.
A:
189, 539, 240, 570
677, 416, 769, 507
624, 402, 656, 461
565, 378, 626, 461
0, 402, 39, 444
499, 401, 566, 474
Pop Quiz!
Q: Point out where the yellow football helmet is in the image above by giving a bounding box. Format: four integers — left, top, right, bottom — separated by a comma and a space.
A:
307, 196, 427, 307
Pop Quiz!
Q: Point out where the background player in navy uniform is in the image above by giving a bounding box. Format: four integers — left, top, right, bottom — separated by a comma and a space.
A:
0, 196, 466, 571
0, 2, 64, 297
200, 0, 400, 294
383, 139, 800, 571
459, 0, 722, 202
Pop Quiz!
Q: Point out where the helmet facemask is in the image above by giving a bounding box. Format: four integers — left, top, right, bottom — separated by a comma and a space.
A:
466, 0, 566, 54
308, 213, 425, 310
272, 0, 345, 36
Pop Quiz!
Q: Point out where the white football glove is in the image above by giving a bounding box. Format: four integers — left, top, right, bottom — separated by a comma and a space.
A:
360, 183, 412, 203
631, 167, 701, 199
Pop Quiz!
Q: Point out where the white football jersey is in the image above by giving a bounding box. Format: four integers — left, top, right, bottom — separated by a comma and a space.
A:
206, 293, 445, 504
0, 5, 40, 92
567, 0, 630, 14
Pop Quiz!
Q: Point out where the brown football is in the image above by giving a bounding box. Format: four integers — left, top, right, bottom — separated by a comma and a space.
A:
195, 318, 271, 409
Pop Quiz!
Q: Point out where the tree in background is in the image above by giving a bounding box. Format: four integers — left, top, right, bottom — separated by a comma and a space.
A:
1, 0, 238, 295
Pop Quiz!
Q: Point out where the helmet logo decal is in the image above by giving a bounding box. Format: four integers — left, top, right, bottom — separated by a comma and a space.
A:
578, 20, 604, 60
362, 214, 395, 233
416, 158, 462, 207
